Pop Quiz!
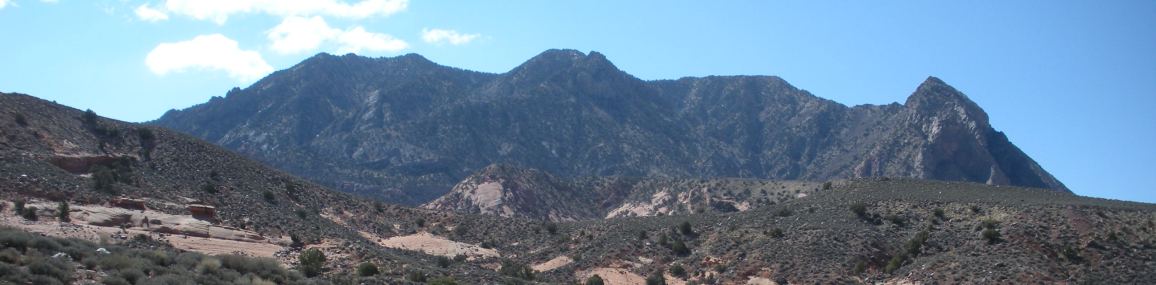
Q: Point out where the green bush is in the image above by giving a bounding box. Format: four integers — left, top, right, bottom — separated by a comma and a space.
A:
850, 203, 867, 218
679, 221, 694, 236
982, 229, 1002, 244
356, 262, 379, 277
669, 264, 687, 278
585, 274, 605, 285
21, 206, 39, 221
436, 255, 451, 268
671, 239, 690, 256
57, 201, 70, 222
545, 223, 558, 235
298, 248, 325, 277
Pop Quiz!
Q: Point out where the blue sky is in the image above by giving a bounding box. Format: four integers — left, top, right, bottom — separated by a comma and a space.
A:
1, 1, 1154, 203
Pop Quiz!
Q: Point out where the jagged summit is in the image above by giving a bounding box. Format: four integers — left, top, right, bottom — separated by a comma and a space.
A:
153, 49, 1070, 205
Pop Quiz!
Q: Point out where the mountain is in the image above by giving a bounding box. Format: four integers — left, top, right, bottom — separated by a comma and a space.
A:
2, 92, 1152, 283
153, 50, 1068, 206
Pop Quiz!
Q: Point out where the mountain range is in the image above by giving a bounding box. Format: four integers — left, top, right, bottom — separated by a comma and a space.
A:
152, 49, 1067, 207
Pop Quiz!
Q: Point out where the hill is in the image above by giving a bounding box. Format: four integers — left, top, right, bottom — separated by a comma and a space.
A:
152, 50, 1067, 205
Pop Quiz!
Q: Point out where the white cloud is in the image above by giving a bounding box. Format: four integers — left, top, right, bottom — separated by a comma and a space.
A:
268, 16, 339, 54
0, 0, 9, 9
145, 34, 273, 83
267, 16, 407, 55
135, 4, 169, 22
336, 26, 408, 53
162, 0, 407, 25
421, 28, 480, 45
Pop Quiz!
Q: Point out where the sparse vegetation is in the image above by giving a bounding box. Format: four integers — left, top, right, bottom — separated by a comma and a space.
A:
20, 206, 38, 221
13, 113, 27, 126
436, 255, 452, 268
768, 228, 784, 238
545, 222, 558, 235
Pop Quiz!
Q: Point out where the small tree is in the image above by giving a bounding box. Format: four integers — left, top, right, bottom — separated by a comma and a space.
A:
299, 248, 326, 277
356, 262, 379, 277
57, 201, 70, 222
671, 239, 690, 256
585, 274, 605, 285
436, 256, 451, 268
545, 223, 558, 235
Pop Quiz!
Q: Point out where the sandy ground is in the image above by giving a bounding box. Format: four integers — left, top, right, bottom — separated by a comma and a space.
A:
373, 232, 499, 259
747, 276, 778, 285
1, 201, 283, 258
531, 255, 573, 272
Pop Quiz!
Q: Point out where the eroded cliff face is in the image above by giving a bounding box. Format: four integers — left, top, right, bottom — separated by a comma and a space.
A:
154, 50, 1068, 205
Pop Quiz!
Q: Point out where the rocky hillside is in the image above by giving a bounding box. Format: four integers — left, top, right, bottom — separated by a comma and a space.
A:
152, 50, 1067, 205
423, 164, 825, 221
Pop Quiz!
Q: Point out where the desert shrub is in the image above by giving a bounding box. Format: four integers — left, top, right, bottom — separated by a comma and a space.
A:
774, 208, 793, 217
768, 228, 784, 238
645, 270, 667, 285
905, 230, 930, 256
499, 260, 534, 280
356, 262, 379, 276
13, 199, 25, 215
545, 223, 558, 235
436, 255, 451, 268
57, 201, 70, 222
21, 206, 39, 221
585, 274, 605, 285
671, 239, 690, 256
428, 277, 458, 285
669, 264, 687, 278
14, 113, 28, 126
262, 191, 276, 204
298, 248, 326, 277
884, 254, 905, 274
405, 270, 427, 282
92, 165, 118, 194
852, 260, 867, 274
982, 229, 1002, 244
1061, 245, 1083, 263
850, 203, 867, 218
27, 257, 71, 283
638, 230, 648, 240
82, 109, 99, 126
933, 208, 945, 220
679, 221, 694, 236
415, 218, 425, 228
885, 214, 906, 227
452, 254, 467, 262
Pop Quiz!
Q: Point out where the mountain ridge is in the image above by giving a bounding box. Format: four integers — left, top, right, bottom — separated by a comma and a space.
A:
153, 50, 1068, 205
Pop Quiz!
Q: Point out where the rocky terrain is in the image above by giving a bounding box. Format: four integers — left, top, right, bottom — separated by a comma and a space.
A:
152, 50, 1067, 205
424, 164, 825, 221
2, 92, 1154, 284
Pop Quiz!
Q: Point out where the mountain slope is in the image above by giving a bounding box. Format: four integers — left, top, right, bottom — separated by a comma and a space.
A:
153, 50, 1068, 205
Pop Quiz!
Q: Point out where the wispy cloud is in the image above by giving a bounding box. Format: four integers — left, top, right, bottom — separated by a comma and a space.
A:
0, 0, 10, 9
145, 34, 273, 83
268, 16, 407, 55
160, 0, 408, 25
421, 28, 480, 45
135, 4, 170, 22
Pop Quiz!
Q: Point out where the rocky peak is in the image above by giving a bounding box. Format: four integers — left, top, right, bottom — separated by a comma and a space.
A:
904, 76, 990, 126
506, 49, 626, 82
